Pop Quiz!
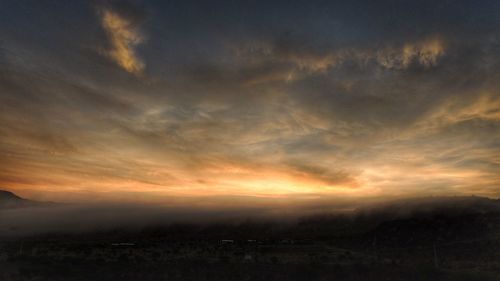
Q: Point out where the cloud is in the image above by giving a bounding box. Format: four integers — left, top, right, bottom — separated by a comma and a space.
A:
375, 37, 445, 69
422, 93, 500, 129
233, 36, 446, 83
285, 161, 358, 188
98, 6, 146, 75
1, 0, 499, 202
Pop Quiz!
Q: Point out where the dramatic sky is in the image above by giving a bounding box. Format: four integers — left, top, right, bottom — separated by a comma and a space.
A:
0, 0, 499, 203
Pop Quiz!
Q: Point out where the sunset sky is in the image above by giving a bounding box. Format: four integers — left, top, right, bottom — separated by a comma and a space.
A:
0, 0, 499, 203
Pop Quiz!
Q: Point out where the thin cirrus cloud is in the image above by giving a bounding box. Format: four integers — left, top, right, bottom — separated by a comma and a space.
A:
0, 0, 499, 204
234, 36, 446, 83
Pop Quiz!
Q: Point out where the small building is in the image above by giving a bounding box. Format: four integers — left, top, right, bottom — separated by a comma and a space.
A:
111, 243, 136, 247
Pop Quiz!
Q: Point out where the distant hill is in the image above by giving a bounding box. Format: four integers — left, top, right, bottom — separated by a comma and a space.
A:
0, 190, 51, 209
349, 196, 500, 248
356, 196, 500, 220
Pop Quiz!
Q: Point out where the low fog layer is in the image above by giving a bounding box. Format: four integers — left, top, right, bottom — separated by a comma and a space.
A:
1, 192, 498, 237
0, 196, 361, 236
0, 204, 269, 236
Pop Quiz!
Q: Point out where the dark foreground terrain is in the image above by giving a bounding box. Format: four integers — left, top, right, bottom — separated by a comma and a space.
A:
1, 194, 500, 280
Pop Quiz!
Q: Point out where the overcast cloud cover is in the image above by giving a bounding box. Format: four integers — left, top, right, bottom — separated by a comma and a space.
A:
0, 0, 499, 204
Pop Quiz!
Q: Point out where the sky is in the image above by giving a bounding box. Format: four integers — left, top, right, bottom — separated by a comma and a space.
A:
0, 0, 499, 204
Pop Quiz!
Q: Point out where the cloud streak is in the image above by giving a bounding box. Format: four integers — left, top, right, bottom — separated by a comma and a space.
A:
235, 36, 446, 83
0, 0, 499, 203
98, 6, 145, 75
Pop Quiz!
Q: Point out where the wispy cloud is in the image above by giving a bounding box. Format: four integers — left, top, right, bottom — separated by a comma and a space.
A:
375, 37, 445, 69
98, 7, 145, 75
1, 0, 499, 203
234, 36, 446, 82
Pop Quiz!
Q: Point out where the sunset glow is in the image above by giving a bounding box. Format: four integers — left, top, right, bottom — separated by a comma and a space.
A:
0, 1, 499, 204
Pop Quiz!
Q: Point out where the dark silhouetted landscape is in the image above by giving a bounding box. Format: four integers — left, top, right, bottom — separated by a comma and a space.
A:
1, 190, 500, 281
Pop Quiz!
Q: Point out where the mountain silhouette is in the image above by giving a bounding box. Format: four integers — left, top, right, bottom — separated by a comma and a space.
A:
0, 189, 50, 208
356, 196, 500, 220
